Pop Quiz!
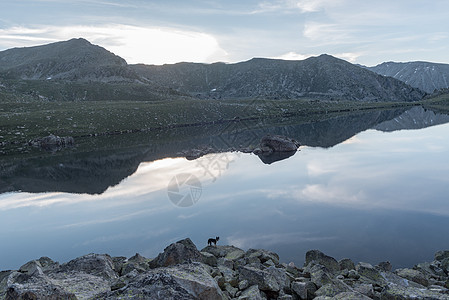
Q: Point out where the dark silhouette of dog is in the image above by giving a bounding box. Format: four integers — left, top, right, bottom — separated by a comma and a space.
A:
208, 236, 219, 246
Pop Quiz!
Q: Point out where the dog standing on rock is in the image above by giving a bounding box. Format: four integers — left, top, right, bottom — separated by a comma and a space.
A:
208, 236, 219, 246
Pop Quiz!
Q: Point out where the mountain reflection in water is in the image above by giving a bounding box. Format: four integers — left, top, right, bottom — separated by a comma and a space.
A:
1, 106, 449, 270
3, 106, 448, 195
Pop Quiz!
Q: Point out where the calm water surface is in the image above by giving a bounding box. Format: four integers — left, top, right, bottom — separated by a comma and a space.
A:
1, 111, 449, 270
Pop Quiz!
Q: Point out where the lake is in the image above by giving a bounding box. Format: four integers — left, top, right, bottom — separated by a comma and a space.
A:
1, 106, 449, 271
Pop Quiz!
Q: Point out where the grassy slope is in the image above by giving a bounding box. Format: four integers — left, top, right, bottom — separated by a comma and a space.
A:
0, 98, 419, 146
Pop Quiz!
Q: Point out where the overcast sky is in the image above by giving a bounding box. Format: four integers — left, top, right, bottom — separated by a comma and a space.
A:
0, 0, 448, 66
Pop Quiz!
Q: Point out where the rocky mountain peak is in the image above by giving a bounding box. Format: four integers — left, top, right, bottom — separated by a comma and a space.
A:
0, 37, 129, 81
366, 61, 449, 93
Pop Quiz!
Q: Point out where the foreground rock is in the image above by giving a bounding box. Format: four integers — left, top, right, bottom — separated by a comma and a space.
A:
1, 240, 448, 300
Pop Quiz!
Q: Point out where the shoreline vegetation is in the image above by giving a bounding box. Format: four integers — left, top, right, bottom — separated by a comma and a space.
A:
1, 238, 448, 299
1, 95, 449, 157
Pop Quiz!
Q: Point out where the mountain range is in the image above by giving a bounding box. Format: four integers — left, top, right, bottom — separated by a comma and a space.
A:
131, 55, 427, 101
0, 38, 435, 102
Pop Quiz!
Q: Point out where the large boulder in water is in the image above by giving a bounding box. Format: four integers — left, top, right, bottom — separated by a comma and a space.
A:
257, 150, 297, 164
259, 134, 300, 152
253, 134, 300, 164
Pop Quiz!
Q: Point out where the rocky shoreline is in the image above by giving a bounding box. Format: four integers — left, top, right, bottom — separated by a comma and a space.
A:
1, 239, 448, 299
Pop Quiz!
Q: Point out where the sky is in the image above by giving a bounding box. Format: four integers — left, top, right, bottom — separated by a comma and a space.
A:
0, 0, 448, 66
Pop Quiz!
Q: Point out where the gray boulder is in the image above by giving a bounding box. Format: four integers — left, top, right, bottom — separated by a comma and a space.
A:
224, 282, 238, 297
338, 258, 355, 271
218, 265, 239, 287
36, 257, 60, 273
150, 238, 202, 268
58, 253, 118, 281
435, 250, 449, 262
291, 281, 307, 299
120, 253, 151, 275
48, 271, 111, 299
217, 257, 234, 270
238, 285, 264, 300
305, 250, 340, 274
202, 245, 245, 259
441, 257, 449, 274
98, 262, 224, 300
246, 248, 280, 265
395, 268, 429, 286
238, 265, 280, 292
332, 291, 372, 299
225, 249, 246, 261
238, 279, 250, 290
111, 256, 127, 275
376, 261, 392, 272
355, 262, 385, 284
2, 257, 112, 299
285, 262, 302, 278
353, 283, 374, 298
380, 270, 425, 288
0, 271, 12, 299
201, 251, 218, 267
415, 261, 447, 279
18, 260, 44, 277
307, 264, 334, 288
381, 283, 449, 300
314, 280, 353, 298
266, 265, 291, 293
5, 271, 77, 300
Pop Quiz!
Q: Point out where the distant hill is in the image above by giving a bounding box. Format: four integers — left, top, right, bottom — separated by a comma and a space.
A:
367, 61, 449, 93
0, 38, 426, 102
131, 55, 425, 102
0, 39, 184, 101
0, 38, 137, 82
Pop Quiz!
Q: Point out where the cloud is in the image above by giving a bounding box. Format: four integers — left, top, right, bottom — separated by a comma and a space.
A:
26, 0, 139, 8
303, 22, 353, 44
0, 24, 228, 65
428, 32, 449, 42
227, 232, 337, 249
60, 206, 170, 228
253, 0, 347, 14
272, 52, 314, 61
0, 154, 236, 212
334, 52, 362, 63
295, 0, 347, 12
273, 51, 361, 63
300, 184, 366, 204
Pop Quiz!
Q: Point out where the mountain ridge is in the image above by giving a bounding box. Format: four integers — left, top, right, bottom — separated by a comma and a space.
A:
0, 38, 427, 102
366, 61, 449, 93
131, 54, 425, 102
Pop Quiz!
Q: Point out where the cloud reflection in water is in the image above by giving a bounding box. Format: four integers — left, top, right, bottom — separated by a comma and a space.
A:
1, 124, 449, 270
